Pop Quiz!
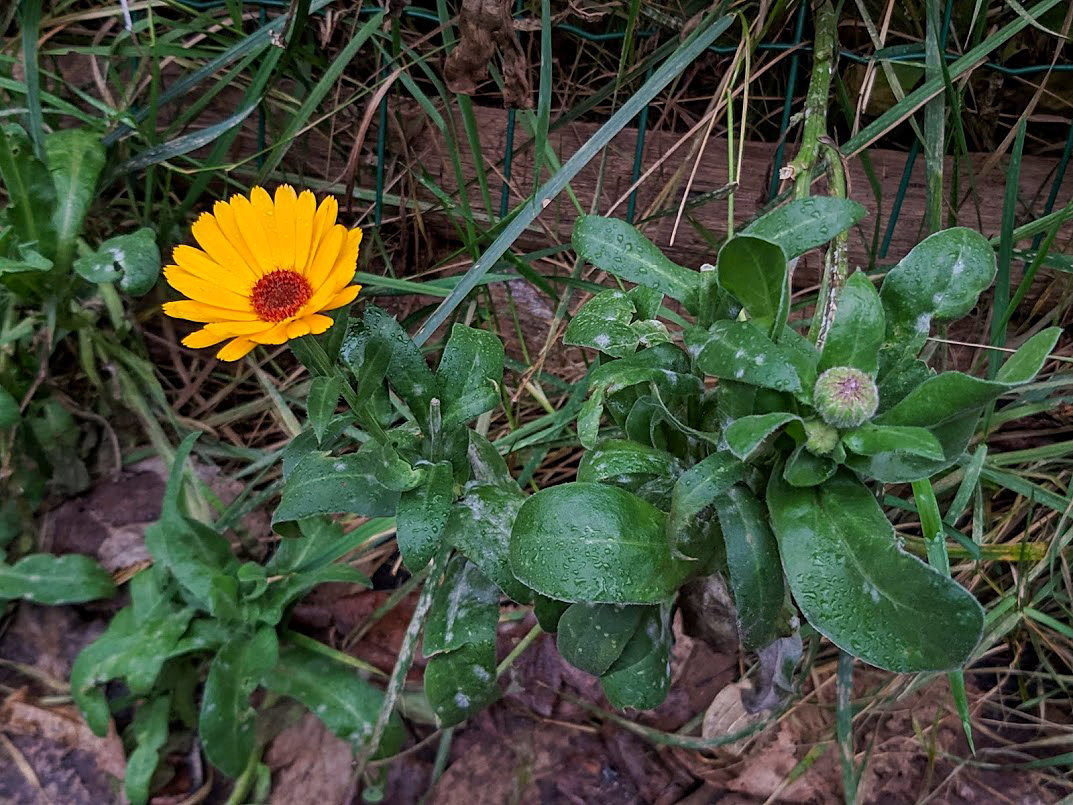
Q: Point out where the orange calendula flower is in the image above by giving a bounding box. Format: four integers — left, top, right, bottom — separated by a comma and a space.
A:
163, 185, 362, 361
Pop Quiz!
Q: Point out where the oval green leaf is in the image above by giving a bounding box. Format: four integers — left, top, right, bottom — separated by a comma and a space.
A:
716, 234, 789, 335
818, 270, 885, 375
766, 469, 984, 672
714, 485, 785, 650
510, 482, 688, 604
743, 197, 867, 259
557, 602, 645, 676
572, 215, 701, 312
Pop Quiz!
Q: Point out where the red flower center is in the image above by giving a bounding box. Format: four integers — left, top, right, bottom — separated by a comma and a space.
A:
251, 270, 311, 322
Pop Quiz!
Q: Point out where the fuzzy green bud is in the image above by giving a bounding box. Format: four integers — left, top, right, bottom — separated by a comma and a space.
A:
812, 367, 879, 429
804, 419, 840, 455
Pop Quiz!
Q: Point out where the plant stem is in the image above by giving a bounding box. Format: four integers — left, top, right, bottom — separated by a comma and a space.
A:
352, 547, 448, 780
810, 141, 849, 347
786, 0, 836, 200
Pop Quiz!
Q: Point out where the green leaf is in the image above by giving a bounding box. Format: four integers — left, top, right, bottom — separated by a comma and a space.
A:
724, 413, 801, 460
307, 375, 342, 443
73, 228, 161, 295
557, 603, 645, 675
45, 128, 106, 268
599, 604, 672, 710
667, 452, 745, 557
359, 306, 439, 428
423, 642, 499, 728
578, 439, 680, 483
572, 215, 701, 312
446, 483, 531, 603
71, 606, 195, 736
199, 626, 279, 777
782, 444, 837, 487
124, 695, 171, 805
0, 386, 19, 427
0, 553, 116, 604
274, 443, 421, 525
437, 324, 505, 429
145, 516, 237, 613
844, 410, 978, 484
743, 197, 867, 259
715, 485, 786, 650
266, 517, 344, 574
265, 644, 404, 757
716, 234, 789, 335
337, 317, 390, 400
876, 328, 1061, 428
0, 242, 52, 275
564, 289, 639, 357
766, 469, 984, 672
577, 385, 604, 450
629, 285, 663, 319
879, 227, 996, 350
0, 123, 56, 252
533, 595, 571, 633
842, 423, 945, 461
396, 461, 454, 572
423, 557, 500, 656
818, 271, 885, 375
590, 342, 703, 397
510, 482, 689, 604
466, 430, 519, 491
693, 321, 813, 396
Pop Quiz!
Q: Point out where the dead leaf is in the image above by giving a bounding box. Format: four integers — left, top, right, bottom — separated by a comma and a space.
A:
1, 691, 125, 780
443, 0, 532, 108
265, 713, 354, 805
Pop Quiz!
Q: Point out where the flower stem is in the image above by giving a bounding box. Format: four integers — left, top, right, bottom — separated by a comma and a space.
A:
785, 0, 837, 200
293, 334, 391, 445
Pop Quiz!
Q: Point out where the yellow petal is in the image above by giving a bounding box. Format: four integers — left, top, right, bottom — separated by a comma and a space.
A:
227, 195, 276, 275
182, 327, 230, 348
249, 321, 292, 345
293, 190, 317, 276
328, 228, 363, 290
286, 319, 311, 339
172, 245, 255, 295
273, 185, 298, 271
250, 187, 280, 253
305, 196, 338, 275
164, 265, 253, 311
192, 211, 261, 279
163, 299, 260, 323
212, 201, 267, 277
319, 284, 361, 312
304, 313, 335, 335
305, 224, 347, 290
216, 338, 257, 361
205, 319, 275, 337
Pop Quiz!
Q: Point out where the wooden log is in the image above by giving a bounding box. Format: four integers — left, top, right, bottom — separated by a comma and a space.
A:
391, 104, 1073, 274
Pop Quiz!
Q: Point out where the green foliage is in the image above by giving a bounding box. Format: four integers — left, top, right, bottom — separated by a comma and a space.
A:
70, 435, 397, 796
552, 200, 1059, 692
0, 553, 115, 604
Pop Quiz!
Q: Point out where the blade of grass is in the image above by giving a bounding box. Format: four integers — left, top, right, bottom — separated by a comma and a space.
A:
923, 0, 945, 233
17, 0, 45, 159
912, 478, 976, 755
412, 13, 735, 346
836, 651, 859, 804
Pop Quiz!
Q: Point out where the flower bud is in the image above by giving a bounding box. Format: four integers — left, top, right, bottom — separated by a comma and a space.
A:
812, 367, 879, 428
804, 419, 840, 455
